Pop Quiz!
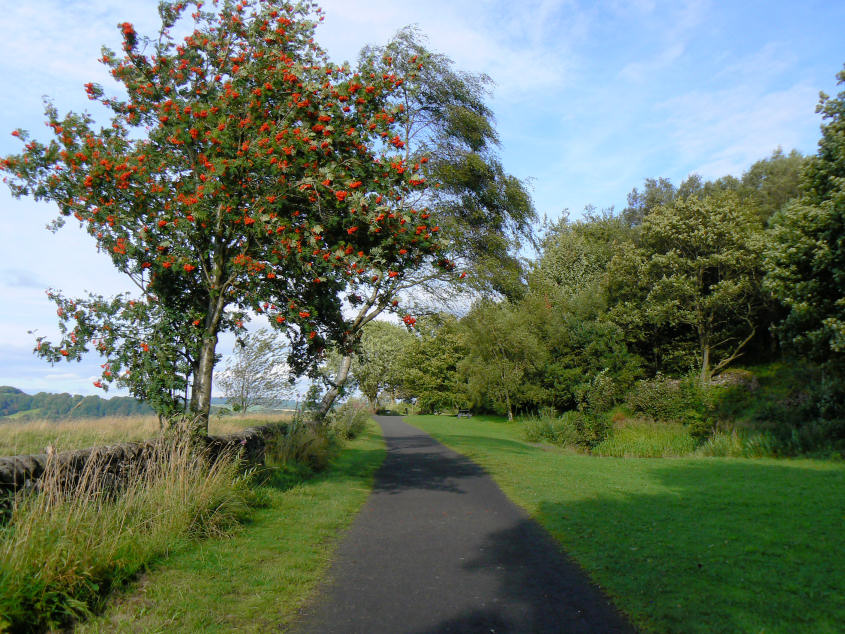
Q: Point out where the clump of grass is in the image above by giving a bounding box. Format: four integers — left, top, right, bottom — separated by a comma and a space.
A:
523, 410, 610, 449
696, 429, 779, 458
524, 412, 582, 446
328, 399, 372, 440
0, 438, 255, 631
259, 420, 349, 495
593, 420, 695, 457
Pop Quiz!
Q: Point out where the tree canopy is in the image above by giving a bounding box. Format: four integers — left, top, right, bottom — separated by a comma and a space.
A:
2, 0, 443, 432
765, 65, 845, 366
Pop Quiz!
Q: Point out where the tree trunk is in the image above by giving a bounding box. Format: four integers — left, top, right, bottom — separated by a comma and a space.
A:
317, 353, 353, 420
502, 370, 513, 421
188, 265, 228, 436
700, 342, 711, 385
190, 328, 219, 436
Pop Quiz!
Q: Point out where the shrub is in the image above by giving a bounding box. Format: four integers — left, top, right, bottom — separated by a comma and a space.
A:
329, 399, 371, 440
575, 369, 619, 414
593, 421, 695, 458
523, 410, 610, 449
0, 439, 253, 631
625, 373, 712, 426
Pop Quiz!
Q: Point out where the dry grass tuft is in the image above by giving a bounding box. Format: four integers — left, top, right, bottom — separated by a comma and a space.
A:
0, 436, 254, 631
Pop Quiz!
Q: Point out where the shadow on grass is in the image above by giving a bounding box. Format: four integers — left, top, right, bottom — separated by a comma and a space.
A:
534, 459, 845, 633
260, 445, 387, 492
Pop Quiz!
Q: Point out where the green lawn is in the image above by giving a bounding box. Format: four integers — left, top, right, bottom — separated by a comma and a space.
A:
75, 421, 385, 633
408, 414, 845, 633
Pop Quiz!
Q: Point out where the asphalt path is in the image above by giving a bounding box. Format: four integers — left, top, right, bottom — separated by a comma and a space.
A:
292, 416, 633, 633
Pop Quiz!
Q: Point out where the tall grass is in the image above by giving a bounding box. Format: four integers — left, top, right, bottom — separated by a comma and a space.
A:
0, 412, 292, 456
523, 412, 582, 447
696, 429, 779, 458
0, 438, 255, 631
328, 398, 371, 440
593, 420, 695, 458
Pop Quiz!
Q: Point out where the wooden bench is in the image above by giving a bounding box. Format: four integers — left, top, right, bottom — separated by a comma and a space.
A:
457, 409, 472, 418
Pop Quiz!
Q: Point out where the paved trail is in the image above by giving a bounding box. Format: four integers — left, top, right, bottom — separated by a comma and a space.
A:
292, 416, 633, 633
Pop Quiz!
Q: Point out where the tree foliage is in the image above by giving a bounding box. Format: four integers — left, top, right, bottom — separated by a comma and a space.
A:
399, 313, 469, 413
349, 320, 413, 407
2, 0, 442, 432
608, 191, 765, 382
765, 65, 845, 364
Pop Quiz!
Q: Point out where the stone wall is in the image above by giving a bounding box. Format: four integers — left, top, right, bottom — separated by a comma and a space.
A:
0, 423, 288, 498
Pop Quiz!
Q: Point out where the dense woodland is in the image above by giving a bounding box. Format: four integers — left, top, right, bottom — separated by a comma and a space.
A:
325, 64, 845, 458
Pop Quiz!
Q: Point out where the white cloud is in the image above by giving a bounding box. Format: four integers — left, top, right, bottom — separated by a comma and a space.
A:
657, 80, 818, 179
620, 43, 685, 83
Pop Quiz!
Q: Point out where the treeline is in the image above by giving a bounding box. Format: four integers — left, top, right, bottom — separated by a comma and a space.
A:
0, 386, 153, 420
335, 65, 845, 457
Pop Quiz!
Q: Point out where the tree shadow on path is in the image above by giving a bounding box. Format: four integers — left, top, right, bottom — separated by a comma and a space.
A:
372, 429, 489, 495
415, 517, 633, 634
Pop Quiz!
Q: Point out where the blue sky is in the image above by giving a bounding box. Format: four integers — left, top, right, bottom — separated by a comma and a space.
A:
1, 0, 843, 397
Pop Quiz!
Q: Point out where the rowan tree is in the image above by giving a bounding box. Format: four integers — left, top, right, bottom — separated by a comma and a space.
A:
1, 0, 440, 434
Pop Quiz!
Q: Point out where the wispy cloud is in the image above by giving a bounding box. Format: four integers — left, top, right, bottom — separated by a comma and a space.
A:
617, 0, 707, 83
1, 269, 45, 289
657, 80, 818, 180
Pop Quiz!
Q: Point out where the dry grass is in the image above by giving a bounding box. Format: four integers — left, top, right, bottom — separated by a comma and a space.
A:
0, 436, 255, 632
0, 412, 293, 456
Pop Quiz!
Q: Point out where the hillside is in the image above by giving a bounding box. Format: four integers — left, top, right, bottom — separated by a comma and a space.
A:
0, 386, 153, 420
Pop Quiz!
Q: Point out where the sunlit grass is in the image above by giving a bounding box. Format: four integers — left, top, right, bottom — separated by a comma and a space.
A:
76, 420, 386, 633
0, 437, 255, 632
0, 412, 292, 456
409, 414, 845, 633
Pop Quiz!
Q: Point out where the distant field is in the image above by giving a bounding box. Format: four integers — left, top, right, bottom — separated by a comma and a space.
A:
408, 414, 845, 633
0, 413, 292, 456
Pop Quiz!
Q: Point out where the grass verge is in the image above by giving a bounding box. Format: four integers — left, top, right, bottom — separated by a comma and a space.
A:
74, 420, 385, 633
0, 438, 255, 632
407, 414, 845, 633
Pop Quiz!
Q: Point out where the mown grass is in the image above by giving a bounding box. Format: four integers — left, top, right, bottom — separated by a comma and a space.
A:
408, 414, 845, 633
0, 413, 291, 456
74, 420, 385, 633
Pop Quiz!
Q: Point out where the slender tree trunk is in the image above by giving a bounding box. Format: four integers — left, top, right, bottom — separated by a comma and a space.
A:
188, 266, 228, 436
317, 353, 353, 420
191, 328, 219, 436
316, 285, 389, 420
700, 340, 711, 385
